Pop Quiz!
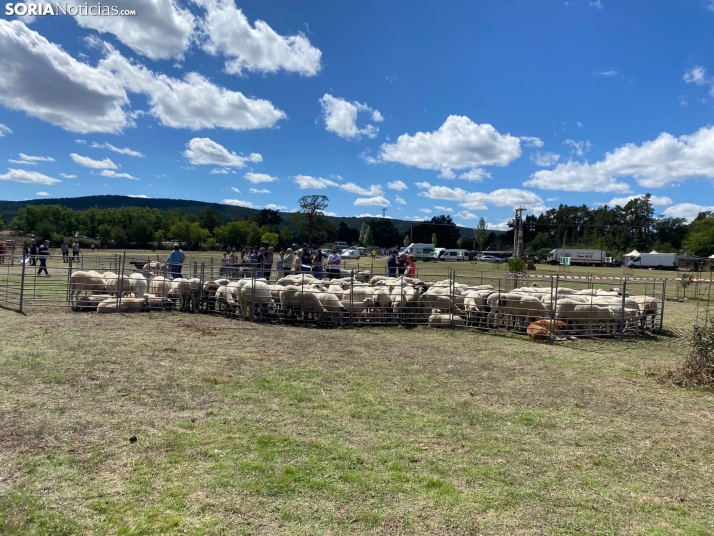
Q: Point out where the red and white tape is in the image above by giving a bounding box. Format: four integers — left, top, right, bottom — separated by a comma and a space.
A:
503, 272, 714, 283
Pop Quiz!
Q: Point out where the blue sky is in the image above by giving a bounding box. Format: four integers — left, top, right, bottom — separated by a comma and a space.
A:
1, 0, 714, 229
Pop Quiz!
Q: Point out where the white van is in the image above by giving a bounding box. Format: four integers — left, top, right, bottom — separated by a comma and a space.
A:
404, 243, 436, 261
440, 249, 469, 262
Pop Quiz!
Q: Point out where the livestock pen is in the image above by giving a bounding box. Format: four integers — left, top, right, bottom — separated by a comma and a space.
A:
0, 254, 668, 342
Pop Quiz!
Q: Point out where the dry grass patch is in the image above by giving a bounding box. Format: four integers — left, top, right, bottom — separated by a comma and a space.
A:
0, 304, 713, 535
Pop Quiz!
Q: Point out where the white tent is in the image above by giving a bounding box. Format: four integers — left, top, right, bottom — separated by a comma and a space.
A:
710, 253, 714, 259
626, 249, 640, 256
649, 250, 659, 254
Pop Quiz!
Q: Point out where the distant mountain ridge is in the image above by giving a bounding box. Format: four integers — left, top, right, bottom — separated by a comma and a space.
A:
0, 195, 481, 238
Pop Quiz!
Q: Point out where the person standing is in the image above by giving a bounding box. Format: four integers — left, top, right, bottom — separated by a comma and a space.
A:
312, 248, 324, 280
276, 250, 285, 278
387, 250, 398, 277
220, 252, 230, 276
37, 240, 52, 277
405, 254, 416, 278
29, 239, 37, 266
300, 247, 312, 273
397, 252, 408, 276
283, 248, 293, 276
60, 241, 69, 263
0, 240, 6, 264
72, 240, 80, 260
327, 247, 341, 280
166, 243, 183, 279
371, 248, 377, 262
256, 247, 265, 278
264, 246, 274, 281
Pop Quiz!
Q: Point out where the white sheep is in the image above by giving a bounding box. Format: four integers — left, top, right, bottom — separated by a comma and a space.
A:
238, 280, 277, 320
149, 276, 172, 298
68, 271, 107, 305
128, 273, 148, 298
428, 309, 466, 329
96, 297, 145, 313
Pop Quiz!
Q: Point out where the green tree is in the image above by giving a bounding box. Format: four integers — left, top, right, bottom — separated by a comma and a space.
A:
261, 232, 279, 247
359, 223, 374, 246
404, 234, 410, 247
199, 206, 222, 232
169, 219, 211, 250
154, 230, 164, 250
457, 236, 463, 248
279, 226, 294, 248
0, 213, 5, 229
684, 212, 714, 256
298, 195, 329, 245
98, 224, 113, 246
474, 217, 489, 254
431, 233, 438, 247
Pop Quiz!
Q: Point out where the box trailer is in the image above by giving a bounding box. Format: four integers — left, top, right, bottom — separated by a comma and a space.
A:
547, 248, 607, 266
404, 243, 436, 261
627, 253, 678, 270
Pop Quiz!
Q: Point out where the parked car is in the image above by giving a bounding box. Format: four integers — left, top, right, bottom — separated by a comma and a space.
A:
478, 254, 505, 263
341, 249, 361, 259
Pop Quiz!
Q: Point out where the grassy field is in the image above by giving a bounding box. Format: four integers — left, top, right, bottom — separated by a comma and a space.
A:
1, 294, 714, 534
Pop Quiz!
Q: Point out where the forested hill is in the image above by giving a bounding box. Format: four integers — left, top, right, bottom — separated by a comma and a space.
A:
0, 196, 254, 224
0, 195, 474, 239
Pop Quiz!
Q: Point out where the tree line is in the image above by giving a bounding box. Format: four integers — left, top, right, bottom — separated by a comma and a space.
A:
4, 193, 713, 257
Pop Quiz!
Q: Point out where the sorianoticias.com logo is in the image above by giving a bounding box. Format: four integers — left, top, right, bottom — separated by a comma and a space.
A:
5, 3, 137, 16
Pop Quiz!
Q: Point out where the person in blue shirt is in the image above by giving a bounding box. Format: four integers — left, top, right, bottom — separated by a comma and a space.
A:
387, 250, 398, 276
166, 243, 184, 279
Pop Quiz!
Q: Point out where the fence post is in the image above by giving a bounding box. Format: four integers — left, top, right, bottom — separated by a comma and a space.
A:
349, 272, 354, 328
249, 265, 255, 323
619, 279, 627, 340
549, 275, 556, 344
449, 270, 454, 329
658, 279, 666, 333
19, 253, 26, 313
67, 255, 74, 305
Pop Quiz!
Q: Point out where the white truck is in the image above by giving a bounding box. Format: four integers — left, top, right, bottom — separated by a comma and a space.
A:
627, 253, 678, 270
547, 248, 607, 266
404, 243, 436, 261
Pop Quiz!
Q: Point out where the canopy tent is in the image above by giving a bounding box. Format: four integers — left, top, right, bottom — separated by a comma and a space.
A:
649, 250, 659, 254
710, 253, 714, 259
626, 249, 640, 256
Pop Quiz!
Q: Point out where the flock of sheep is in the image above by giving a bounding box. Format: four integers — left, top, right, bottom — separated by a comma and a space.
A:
67, 263, 662, 339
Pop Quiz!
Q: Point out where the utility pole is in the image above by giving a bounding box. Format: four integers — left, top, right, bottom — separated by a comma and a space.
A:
382, 207, 387, 218
513, 207, 525, 259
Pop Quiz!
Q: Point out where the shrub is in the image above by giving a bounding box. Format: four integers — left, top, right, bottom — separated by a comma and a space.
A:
669, 324, 714, 387
508, 258, 526, 273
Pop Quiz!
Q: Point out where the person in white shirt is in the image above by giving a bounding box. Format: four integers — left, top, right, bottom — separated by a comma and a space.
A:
327, 247, 341, 280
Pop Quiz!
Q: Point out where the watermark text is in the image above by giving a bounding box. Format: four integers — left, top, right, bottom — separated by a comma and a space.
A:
5, 3, 137, 16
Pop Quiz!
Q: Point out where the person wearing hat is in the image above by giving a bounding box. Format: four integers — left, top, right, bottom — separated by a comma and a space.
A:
166, 243, 184, 279
37, 240, 52, 277
327, 246, 341, 280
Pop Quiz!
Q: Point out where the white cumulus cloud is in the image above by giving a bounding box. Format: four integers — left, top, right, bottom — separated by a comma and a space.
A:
210, 168, 230, 174
184, 138, 262, 167
90, 142, 144, 157
0, 20, 129, 133
354, 196, 390, 207
530, 151, 561, 167
417, 183, 545, 212
102, 47, 286, 131
264, 203, 286, 211
249, 188, 270, 194
69, 0, 195, 60
387, 180, 407, 190
395, 195, 406, 205
606, 195, 672, 207
526, 125, 714, 192
319, 94, 381, 140
563, 139, 592, 156
340, 183, 383, 196
456, 210, 478, 220
0, 168, 60, 184
244, 172, 277, 183
662, 203, 714, 222
36, 191, 50, 196
195, 0, 322, 76
127, 194, 149, 198
222, 198, 256, 208
683, 66, 708, 86
520, 136, 544, 148
70, 153, 118, 169
60, 173, 77, 179
419, 208, 432, 213
374, 115, 523, 179
100, 170, 138, 180
459, 169, 491, 182
293, 175, 339, 189
0, 124, 12, 136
